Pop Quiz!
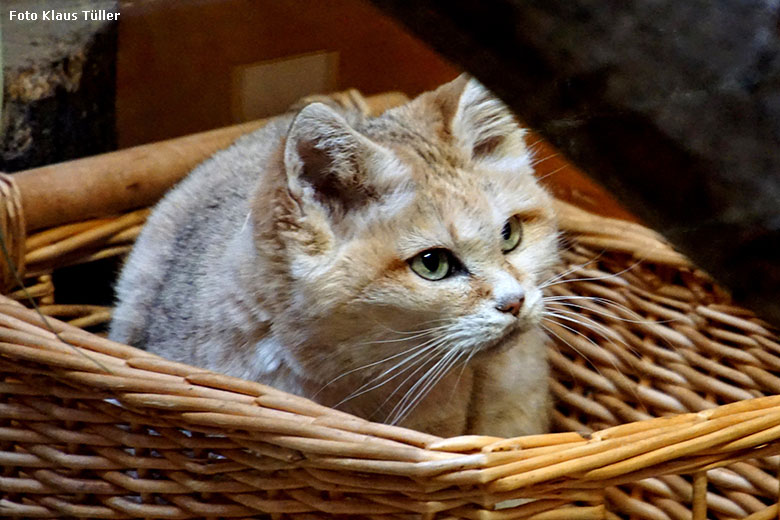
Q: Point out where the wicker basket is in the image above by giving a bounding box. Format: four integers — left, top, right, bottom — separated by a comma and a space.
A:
1, 90, 779, 520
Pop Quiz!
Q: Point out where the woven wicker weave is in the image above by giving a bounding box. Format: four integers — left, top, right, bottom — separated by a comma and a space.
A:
1, 91, 778, 520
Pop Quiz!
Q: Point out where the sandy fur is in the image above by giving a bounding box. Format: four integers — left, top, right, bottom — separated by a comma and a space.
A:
110, 75, 559, 437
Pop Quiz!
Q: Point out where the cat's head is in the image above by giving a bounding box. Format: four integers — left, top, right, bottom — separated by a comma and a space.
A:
255, 74, 559, 389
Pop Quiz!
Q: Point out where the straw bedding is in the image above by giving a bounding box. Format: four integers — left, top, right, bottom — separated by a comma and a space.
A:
0, 90, 779, 519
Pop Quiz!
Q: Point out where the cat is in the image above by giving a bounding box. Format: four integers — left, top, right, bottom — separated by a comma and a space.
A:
109, 75, 559, 437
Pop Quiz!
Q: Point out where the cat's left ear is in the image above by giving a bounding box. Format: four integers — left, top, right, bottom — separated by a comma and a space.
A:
439, 74, 526, 160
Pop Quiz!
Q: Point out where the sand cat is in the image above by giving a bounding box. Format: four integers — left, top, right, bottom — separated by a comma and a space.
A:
110, 75, 559, 437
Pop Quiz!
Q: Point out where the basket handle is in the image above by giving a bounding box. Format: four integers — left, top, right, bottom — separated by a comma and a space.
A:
0, 172, 26, 291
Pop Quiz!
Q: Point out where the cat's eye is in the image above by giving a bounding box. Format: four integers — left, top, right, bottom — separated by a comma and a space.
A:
409, 249, 455, 281
501, 215, 523, 253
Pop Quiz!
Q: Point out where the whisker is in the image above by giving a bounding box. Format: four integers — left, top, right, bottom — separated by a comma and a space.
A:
541, 320, 607, 379
374, 343, 449, 420
398, 349, 465, 425
408, 349, 476, 422
543, 309, 644, 368
544, 297, 676, 325
389, 347, 463, 425
542, 317, 643, 404
534, 163, 567, 182
451, 346, 480, 397
530, 153, 561, 168
354, 325, 451, 346
386, 347, 454, 424
314, 337, 438, 398
525, 136, 544, 149
540, 253, 605, 289
334, 339, 443, 407
544, 310, 625, 346
541, 259, 643, 289
550, 298, 684, 357
544, 294, 639, 316
370, 317, 454, 336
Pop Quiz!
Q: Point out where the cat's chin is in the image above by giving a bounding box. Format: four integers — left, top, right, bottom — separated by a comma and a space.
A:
473, 322, 539, 359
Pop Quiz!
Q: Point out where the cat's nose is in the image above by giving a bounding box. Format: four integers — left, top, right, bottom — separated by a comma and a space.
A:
495, 292, 525, 316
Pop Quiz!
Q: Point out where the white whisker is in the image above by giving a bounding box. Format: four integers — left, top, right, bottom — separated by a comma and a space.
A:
315, 336, 439, 398
541, 321, 607, 378
374, 343, 449, 420
389, 347, 464, 425
397, 349, 465, 424
540, 253, 605, 288
541, 259, 643, 289
544, 310, 624, 346
534, 163, 567, 182
543, 317, 643, 404
451, 346, 479, 398
387, 347, 455, 423
545, 297, 677, 325
335, 338, 444, 407
370, 317, 454, 336
354, 325, 451, 346
545, 306, 643, 363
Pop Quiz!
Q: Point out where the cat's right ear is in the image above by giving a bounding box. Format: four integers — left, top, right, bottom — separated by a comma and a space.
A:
436, 74, 527, 161
283, 103, 401, 221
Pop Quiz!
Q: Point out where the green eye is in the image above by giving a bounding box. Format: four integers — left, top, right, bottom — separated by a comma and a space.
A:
501, 215, 523, 253
409, 249, 454, 281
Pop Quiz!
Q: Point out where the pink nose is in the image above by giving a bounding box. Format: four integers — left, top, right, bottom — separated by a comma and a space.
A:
496, 293, 525, 316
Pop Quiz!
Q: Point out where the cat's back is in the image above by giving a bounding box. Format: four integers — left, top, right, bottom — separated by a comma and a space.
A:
109, 116, 291, 349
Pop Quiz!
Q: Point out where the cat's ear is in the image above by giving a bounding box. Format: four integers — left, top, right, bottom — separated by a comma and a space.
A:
284, 103, 400, 219
439, 74, 526, 160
